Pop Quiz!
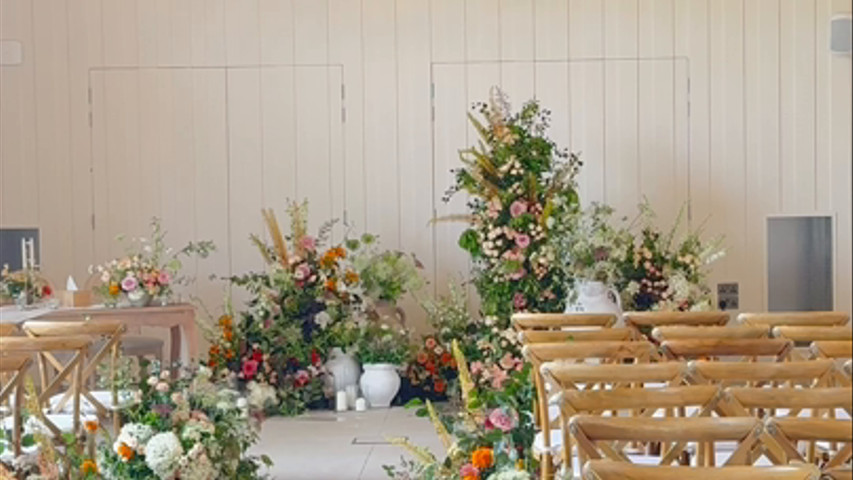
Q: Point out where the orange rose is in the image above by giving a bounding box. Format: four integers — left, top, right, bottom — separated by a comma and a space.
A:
209, 345, 221, 356
80, 459, 98, 474
117, 442, 134, 461
223, 328, 233, 342
218, 315, 233, 328
225, 349, 235, 360
208, 358, 218, 368
108, 283, 120, 296
463, 476, 478, 480
325, 278, 337, 292
471, 447, 494, 470
84, 420, 98, 433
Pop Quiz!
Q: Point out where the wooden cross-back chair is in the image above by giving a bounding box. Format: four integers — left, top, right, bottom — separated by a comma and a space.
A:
738, 312, 850, 328
772, 327, 853, 361
22, 320, 125, 431
522, 341, 659, 478
624, 311, 730, 341
652, 325, 771, 343
718, 386, 853, 466
763, 418, 852, 471
569, 415, 764, 467
0, 354, 31, 457
687, 359, 839, 389
0, 323, 19, 337
512, 312, 618, 332
540, 362, 693, 474
581, 459, 822, 480
810, 341, 853, 361
520, 327, 636, 344
660, 338, 794, 363
0, 335, 91, 438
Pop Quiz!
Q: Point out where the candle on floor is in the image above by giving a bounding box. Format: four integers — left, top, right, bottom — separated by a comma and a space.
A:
355, 397, 367, 412
345, 385, 358, 408
335, 390, 348, 412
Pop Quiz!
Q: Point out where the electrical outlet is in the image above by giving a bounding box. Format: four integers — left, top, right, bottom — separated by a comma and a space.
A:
717, 282, 739, 310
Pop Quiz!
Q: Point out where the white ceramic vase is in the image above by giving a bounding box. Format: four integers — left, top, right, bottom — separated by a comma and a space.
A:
566, 280, 622, 318
325, 347, 361, 393
359, 363, 401, 409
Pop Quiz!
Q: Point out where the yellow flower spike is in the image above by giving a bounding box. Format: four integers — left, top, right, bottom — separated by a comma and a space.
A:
451, 340, 475, 408
425, 400, 453, 453
388, 437, 438, 465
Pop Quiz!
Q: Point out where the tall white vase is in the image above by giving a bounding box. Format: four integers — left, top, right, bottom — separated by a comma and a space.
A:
359, 364, 401, 408
566, 280, 622, 320
325, 348, 361, 393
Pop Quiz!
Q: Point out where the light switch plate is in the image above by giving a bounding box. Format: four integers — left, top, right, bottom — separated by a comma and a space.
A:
0, 40, 23, 66
717, 282, 739, 310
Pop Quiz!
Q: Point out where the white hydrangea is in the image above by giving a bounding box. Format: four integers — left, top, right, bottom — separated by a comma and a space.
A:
247, 381, 277, 410
144, 432, 184, 479
487, 470, 532, 480
114, 423, 154, 454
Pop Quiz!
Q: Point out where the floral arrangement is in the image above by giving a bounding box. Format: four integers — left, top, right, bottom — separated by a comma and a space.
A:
445, 88, 582, 323
96, 363, 270, 479
618, 203, 724, 312
551, 202, 632, 291
346, 233, 424, 304
0, 265, 52, 306
90, 218, 215, 306
386, 342, 534, 480
354, 323, 412, 366
405, 334, 457, 399
215, 201, 367, 416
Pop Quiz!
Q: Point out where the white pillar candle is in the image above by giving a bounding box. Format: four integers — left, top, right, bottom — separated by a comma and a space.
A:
335, 390, 348, 412
21, 238, 27, 269
355, 397, 367, 412
28, 238, 35, 268
345, 385, 358, 409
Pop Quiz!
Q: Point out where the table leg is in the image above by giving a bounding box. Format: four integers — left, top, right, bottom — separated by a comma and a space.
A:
183, 320, 199, 362
170, 325, 182, 370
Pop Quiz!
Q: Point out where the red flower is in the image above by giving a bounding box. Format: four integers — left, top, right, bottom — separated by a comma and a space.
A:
440, 352, 453, 366
311, 349, 322, 367
434, 379, 446, 393
425, 361, 436, 374
42, 285, 52, 297
242, 359, 259, 380
293, 369, 310, 388
252, 349, 264, 362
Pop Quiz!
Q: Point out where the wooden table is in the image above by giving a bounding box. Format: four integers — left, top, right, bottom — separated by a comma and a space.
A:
0, 303, 198, 366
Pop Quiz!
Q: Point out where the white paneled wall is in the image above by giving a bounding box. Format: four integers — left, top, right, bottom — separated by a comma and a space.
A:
1, 0, 851, 328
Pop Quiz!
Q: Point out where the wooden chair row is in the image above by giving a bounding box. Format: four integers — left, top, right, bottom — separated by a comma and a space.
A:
582, 460, 827, 480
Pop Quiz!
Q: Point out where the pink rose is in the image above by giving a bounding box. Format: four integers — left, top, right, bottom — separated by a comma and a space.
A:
513, 292, 527, 310
460, 463, 480, 478
490, 367, 509, 389
155, 382, 169, 393
514, 233, 531, 249
158, 271, 171, 285
470, 361, 484, 376
121, 276, 138, 292
509, 200, 527, 218
301, 236, 317, 252
487, 198, 502, 219
508, 268, 526, 280
293, 369, 310, 388
499, 353, 518, 371
242, 359, 259, 380
486, 408, 517, 433
294, 263, 311, 281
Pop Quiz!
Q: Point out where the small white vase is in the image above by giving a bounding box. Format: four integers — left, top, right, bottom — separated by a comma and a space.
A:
325, 347, 361, 393
126, 289, 151, 308
566, 280, 622, 318
359, 363, 401, 409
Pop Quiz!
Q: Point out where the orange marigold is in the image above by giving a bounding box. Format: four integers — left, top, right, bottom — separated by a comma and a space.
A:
84, 420, 98, 433
463, 476, 478, 480
223, 328, 233, 342
117, 442, 134, 461
108, 283, 120, 296
218, 315, 233, 328
325, 278, 337, 292
209, 345, 221, 356
471, 447, 494, 470
80, 459, 98, 475
225, 349, 235, 360
344, 270, 359, 285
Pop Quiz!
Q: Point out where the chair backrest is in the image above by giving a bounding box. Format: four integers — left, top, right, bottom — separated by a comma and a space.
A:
722, 386, 852, 414
582, 460, 822, 480
653, 325, 770, 342
772, 326, 853, 342
0, 323, 19, 336
687, 359, 837, 387
738, 311, 849, 327
23, 320, 125, 337
810, 340, 853, 360
542, 362, 687, 389
763, 418, 852, 468
624, 311, 730, 329
512, 312, 617, 331
569, 416, 762, 466
520, 328, 635, 344
0, 353, 32, 458
661, 338, 792, 361
524, 341, 659, 365
0, 335, 92, 352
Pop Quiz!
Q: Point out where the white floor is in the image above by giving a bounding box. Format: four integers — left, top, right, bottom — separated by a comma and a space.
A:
249, 407, 444, 480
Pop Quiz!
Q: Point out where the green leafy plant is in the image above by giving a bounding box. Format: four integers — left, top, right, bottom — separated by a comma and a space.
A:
346, 233, 424, 304
354, 323, 411, 366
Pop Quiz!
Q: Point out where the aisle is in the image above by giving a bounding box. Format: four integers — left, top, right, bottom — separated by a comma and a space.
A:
249, 406, 444, 479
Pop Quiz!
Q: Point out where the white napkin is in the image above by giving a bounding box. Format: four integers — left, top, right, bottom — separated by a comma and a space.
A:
66, 276, 78, 291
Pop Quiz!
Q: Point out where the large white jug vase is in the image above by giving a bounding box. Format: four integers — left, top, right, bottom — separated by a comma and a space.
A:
359, 363, 401, 408
566, 280, 622, 320
325, 347, 361, 393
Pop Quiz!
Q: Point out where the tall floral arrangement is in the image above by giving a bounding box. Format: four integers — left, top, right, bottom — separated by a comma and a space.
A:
445, 88, 582, 324
618, 203, 724, 312
90, 218, 215, 306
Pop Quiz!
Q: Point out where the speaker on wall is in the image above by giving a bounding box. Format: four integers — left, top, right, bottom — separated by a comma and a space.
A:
830, 14, 852, 55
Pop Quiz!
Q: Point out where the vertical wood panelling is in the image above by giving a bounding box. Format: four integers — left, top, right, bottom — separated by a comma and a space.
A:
1, 0, 852, 323
362, 0, 399, 247
744, 0, 781, 311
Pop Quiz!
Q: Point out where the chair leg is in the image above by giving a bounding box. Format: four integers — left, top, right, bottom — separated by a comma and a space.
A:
13, 375, 23, 457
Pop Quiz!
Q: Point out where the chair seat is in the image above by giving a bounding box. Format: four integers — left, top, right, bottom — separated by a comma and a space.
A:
48, 390, 136, 413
